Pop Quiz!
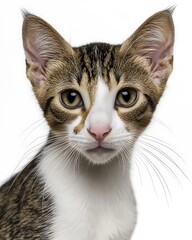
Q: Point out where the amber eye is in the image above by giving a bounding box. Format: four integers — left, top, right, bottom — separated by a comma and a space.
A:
60, 90, 83, 109
115, 88, 138, 108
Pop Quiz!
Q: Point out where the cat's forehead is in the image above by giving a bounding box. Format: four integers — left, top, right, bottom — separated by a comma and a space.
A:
75, 42, 151, 91
77, 43, 118, 85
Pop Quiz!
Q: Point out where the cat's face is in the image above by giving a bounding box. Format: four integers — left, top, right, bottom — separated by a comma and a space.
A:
22, 9, 174, 165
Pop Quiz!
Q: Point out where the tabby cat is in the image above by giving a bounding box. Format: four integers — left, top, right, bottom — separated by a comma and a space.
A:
0, 9, 174, 240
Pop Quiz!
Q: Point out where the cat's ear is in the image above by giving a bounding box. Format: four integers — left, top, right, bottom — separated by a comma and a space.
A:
22, 11, 74, 87
120, 9, 174, 86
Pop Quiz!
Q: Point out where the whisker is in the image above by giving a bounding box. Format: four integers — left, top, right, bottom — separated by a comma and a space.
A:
133, 158, 143, 186
138, 139, 188, 181
6, 166, 37, 196
19, 118, 45, 136
136, 148, 172, 203
152, 116, 173, 131
138, 144, 182, 186
141, 134, 185, 163
133, 153, 158, 197
21, 170, 39, 207
20, 119, 47, 145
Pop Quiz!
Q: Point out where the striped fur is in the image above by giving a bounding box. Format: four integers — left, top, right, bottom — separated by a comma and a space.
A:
0, 9, 174, 239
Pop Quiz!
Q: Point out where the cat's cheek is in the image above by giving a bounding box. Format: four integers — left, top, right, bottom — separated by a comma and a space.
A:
111, 110, 128, 134
119, 109, 153, 134
66, 116, 82, 135
110, 111, 138, 148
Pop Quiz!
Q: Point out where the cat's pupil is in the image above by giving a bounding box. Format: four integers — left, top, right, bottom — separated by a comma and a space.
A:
121, 91, 130, 102
68, 92, 76, 103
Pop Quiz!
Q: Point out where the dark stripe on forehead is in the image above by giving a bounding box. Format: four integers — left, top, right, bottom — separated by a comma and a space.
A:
77, 43, 117, 84
78, 45, 98, 81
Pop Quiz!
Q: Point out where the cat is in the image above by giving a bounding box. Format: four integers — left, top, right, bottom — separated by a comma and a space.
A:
0, 8, 174, 240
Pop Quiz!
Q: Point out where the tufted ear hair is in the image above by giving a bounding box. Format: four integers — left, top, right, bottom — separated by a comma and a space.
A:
120, 8, 175, 86
22, 11, 74, 87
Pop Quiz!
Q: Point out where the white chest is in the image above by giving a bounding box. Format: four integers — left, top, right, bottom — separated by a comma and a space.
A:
39, 154, 137, 240
52, 192, 136, 240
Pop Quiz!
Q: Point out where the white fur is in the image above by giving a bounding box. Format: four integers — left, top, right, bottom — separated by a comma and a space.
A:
39, 149, 136, 240
87, 77, 114, 118
38, 77, 137, 239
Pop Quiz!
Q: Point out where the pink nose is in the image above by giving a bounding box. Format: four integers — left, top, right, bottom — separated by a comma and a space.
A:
88, 126, 111, 142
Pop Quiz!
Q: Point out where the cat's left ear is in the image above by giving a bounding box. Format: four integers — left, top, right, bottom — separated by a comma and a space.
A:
120, 8, 174, 86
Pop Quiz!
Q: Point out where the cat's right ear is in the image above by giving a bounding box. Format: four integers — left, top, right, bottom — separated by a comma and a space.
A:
22, 11, 74, 87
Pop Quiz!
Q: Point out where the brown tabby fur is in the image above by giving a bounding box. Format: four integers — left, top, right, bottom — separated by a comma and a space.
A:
0, 9, 174, 239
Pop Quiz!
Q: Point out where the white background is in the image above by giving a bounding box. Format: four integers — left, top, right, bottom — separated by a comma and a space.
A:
0, 0, 192, 239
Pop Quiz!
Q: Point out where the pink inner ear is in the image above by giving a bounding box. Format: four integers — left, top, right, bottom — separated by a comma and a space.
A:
25, 40, 47, 87
25, 35, 48, 70
150, 41, 173, 72
120, 10, 174, 80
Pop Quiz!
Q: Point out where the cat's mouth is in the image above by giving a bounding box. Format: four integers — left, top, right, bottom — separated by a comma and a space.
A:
86, 146, 115, 154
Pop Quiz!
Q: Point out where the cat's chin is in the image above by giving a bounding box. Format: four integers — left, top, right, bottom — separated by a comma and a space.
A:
84, 146, 118, 165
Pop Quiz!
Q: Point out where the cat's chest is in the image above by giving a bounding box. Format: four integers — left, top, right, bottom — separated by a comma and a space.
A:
51, 188, 136, 240
39, 154, 136, 240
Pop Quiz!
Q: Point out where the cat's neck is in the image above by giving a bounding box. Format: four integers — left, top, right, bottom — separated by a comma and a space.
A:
38, 138, 133, 192
37, 138, 136, 240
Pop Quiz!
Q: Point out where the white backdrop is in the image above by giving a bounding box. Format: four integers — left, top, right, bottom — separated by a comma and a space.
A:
0, 0, 192, 239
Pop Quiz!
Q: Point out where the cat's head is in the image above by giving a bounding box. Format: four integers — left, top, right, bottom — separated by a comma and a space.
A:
22, 9, 174, 165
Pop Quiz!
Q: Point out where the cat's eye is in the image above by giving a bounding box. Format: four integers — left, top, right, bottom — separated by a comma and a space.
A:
115, 88, 138, 108
60, 90, 83, 109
